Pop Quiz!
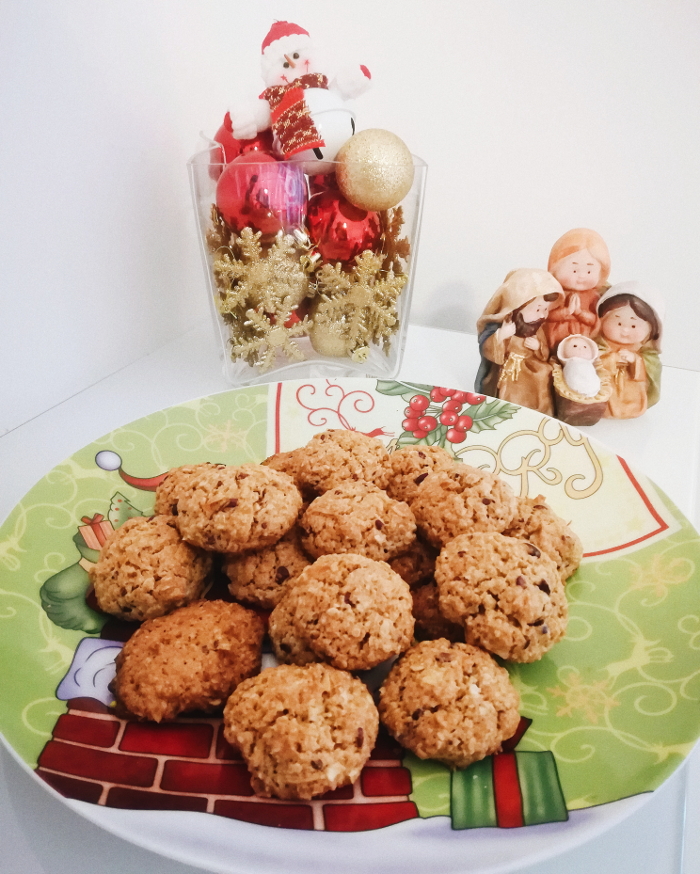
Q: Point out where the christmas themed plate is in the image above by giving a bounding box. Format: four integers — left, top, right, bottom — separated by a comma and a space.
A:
1, 377, 699, 874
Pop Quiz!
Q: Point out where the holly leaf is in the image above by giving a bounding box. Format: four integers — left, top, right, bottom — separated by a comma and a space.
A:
376, 380, 432, 400
425, 423, 448, 447
468, 399, 520, 433
395, 431, 423, 447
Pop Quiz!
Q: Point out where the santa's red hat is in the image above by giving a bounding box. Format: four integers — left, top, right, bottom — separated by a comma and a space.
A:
260, 21, 313, 81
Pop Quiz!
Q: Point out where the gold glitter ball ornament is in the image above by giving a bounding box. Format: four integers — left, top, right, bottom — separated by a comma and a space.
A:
336, 129, 415, 211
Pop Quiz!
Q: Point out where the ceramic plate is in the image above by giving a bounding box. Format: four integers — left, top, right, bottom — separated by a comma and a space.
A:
1, 378, 699, 874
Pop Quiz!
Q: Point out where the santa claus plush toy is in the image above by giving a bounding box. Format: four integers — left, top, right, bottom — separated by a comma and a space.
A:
228, 21, 372, 170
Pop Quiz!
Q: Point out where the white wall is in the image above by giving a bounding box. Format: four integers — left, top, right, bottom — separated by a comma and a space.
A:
2, 0, 699, 434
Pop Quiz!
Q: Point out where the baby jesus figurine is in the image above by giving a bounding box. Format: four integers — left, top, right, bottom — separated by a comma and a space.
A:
556, 334, 601, 398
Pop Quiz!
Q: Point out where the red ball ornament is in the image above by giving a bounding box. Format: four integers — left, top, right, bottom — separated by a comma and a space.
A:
308, 172, 339, 196
213, 114, 274, 164
216, 153, 308, 237
238, 129, 274, 157
306, 189, 381, 263
209, 116, 274, 181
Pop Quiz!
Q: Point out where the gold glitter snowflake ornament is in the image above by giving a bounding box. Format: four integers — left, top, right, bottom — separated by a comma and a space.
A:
309, 251, 407, 358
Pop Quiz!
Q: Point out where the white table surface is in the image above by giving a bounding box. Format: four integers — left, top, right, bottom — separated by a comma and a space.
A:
1, 322, 699, 874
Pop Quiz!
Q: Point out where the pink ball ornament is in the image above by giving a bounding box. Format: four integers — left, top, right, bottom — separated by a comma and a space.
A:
215, 153, 308, 236
306, 189, 381, 262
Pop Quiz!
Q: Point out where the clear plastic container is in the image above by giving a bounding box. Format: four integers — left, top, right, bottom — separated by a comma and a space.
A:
188, 143, 427, 386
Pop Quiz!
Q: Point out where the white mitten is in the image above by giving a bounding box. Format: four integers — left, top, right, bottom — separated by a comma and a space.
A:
228, 98, 272, 140
331, 65, 372, 100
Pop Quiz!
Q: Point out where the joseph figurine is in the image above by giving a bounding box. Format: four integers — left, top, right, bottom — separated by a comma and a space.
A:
476, 268, 565, 416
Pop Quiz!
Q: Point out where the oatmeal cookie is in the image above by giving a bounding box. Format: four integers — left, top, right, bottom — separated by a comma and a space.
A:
300, 482, 416, 561
435, 531, 568, 662
222, 525, 313, 609
378, 639, 520, 769
295, 429, 389, 493
261, 449, 313, 497
223, 662, 378, 800
89, 515, 212, 622
175, 463, 302, 553
113, 599, 264, 722
504, 495, 583, 580
265, 592, 319, 666
376, 445, 456, 504
412, 581, 464, 642
154, 463, 224, 516
388, 537, 438, 588
411, 465, 518, 548
268, 553, 414, 671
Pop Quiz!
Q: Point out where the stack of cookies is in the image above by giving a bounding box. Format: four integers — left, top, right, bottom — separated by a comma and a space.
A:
88, 428, 581, 800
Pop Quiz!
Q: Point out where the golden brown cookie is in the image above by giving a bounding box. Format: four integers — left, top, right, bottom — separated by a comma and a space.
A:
268, 553, 414, 671
378, 639, 520, 769
261, 449, 313, 497
154, 463, 225, 516
222, 525, 313, 609
435, 531, 568, 662
113, 599, 265, 722
504, 495, 583, 580
223, 663, 378, 800
175, 463, 302, 553
295, 429, 389, 493
411, 581, 464, 642
300, 482, 416, 561
376, 445, 456, 504
411, 465, 518, 548
388, 537, 438, 588
89, 515, 212, 622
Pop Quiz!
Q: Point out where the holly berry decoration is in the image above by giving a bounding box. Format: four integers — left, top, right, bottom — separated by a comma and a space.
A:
402, 388, 486, 443
215, 152, 308, 237
306, 189, 381, 262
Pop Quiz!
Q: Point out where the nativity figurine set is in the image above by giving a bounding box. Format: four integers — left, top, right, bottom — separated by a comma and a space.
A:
190, 21, 426, 381
475, 228, 664, 425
